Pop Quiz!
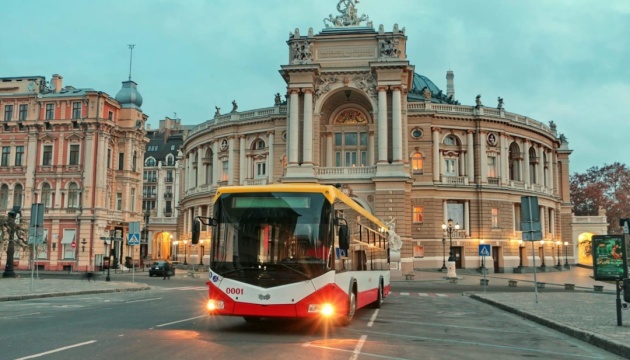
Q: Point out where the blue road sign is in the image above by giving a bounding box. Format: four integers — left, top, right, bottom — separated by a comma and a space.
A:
128, 233, 140, 245
479, 244, 491, 257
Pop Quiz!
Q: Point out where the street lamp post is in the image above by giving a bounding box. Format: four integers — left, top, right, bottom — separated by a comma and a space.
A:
439, 238, 447, 271
183, 240, 188, 265
199, 239, 204, 265
441, 218, 460, 278
518, 240, 524, 268
540, 240, 546, 269
555, 241, 562, 269
173, 240, 179, 263
104, 239, 111, 282
563, 241, 570, 269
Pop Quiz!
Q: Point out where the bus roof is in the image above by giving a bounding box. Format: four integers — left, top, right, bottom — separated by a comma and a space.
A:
214, 184, 387, 229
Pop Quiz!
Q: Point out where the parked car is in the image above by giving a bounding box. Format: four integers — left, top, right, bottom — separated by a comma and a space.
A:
149, 260, 175, 277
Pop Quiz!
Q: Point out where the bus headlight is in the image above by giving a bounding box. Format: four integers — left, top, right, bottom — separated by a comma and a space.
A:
308, 303, 335, 317
207, 299, 224, 311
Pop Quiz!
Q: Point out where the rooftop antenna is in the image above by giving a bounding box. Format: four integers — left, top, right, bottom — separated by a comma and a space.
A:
128, 44, 136, 81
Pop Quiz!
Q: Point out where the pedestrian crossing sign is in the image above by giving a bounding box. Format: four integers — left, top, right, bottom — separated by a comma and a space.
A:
479, 244, 491, 257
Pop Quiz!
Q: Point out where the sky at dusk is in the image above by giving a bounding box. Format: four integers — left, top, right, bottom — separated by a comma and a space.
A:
2, 0, 628, 174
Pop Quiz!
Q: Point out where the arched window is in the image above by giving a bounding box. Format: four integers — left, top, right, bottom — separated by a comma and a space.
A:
145, 158, 156, 167
509, 142, 521, 181
0, 184, 8, 209
68, 183, 80, 208
41, 183, 52, 208
166, 154, 174, 166
13, 184, 23, 208
253, 139, 266, 150
132, 151, 137, 172
443, 135, 458, 145
411, 153, 423, 174
332, 108, 369, 167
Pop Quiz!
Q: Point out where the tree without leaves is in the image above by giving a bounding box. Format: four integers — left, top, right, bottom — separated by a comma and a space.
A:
570, 162, 630, 234
0, 215, 27, 277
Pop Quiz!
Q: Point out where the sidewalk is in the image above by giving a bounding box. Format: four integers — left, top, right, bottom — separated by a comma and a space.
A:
392, 266, 630, 358
0, 276, 150, 302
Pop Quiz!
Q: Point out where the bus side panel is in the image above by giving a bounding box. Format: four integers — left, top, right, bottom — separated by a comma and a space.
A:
335, 270, 390, 309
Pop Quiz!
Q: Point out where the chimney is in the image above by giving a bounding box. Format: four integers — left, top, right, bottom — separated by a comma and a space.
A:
51, 74, 63, 92
446, 70, 454, 99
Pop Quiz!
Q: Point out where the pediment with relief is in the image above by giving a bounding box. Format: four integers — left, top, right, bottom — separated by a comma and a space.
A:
38, 133, 56, 143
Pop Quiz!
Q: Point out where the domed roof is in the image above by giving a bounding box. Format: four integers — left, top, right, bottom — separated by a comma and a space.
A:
407, 73, 459, 105
115, 80, 143, 109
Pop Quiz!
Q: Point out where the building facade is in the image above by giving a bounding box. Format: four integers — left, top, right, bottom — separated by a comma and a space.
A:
142, 117, 187, 262
0, 74, 148, 271
177, 2, 577, 275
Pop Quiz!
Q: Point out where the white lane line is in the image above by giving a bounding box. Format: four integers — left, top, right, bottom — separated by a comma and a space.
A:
418, 293, 429, 297
0, 312, 41, 319
367, 309, 379, 327
400, 292, 410, 296
125, 297, 162, 304
153, 315, 206, 328
15, 340, 96, 359
349, 335, 367, 360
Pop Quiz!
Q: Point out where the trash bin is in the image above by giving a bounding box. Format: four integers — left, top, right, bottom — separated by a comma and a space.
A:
125, 256, 133, 268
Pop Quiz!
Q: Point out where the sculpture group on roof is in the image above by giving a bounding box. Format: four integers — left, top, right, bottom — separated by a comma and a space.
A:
291, 40, 313, 64
324, 0, 370, 28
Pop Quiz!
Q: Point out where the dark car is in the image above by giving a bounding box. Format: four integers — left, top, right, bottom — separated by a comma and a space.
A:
149, 260, 175, 277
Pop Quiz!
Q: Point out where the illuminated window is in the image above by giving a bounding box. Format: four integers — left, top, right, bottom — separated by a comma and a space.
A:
413, 206, 424, 223
412, 153, 423, 174
491, 208, 499, 228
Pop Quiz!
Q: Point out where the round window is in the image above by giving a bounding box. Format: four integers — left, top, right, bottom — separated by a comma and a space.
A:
411, 128, 423, 139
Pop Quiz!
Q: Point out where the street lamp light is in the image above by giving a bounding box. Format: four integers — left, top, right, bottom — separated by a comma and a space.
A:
563, 241, 570, 269
199, 239, 205, 265
439, 238, 447, 271
540, 240, 546, 268
555, 240, 562, 269
441, 218, 460, 278
183, 240, 188, 265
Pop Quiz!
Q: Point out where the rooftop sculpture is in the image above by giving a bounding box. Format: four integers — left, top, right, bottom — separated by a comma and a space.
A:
324, 0, 371, 28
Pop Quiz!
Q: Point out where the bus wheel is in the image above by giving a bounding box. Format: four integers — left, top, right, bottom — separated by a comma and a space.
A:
338, 290, 357, 326
371, 282, 383, 309
243, 316, 262, 323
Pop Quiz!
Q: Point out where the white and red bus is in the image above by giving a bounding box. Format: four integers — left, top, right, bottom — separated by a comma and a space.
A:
192, 184, 391, 325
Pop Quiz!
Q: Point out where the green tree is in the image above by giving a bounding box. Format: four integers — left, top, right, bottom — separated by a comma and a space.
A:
0, 213, 27, 278
570, 162, 630, 234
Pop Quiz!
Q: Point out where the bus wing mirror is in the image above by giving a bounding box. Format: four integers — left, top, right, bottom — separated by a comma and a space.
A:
338, 224, 349, 251
191, 219, 201, 245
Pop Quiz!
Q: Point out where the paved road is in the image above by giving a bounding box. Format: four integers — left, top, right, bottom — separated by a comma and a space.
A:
1, 266, 628, 358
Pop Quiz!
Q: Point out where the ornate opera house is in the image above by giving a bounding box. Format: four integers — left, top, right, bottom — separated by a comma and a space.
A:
177, 1, 589, 274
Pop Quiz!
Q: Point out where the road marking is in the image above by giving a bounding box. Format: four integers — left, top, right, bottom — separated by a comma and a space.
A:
161, 286, 206, 291
0, 312, 41, 319
125, 297, 162, 304
349, 335, 367, 360
153, 315, 206, 328
15, 340, 96, 359
392, 292, 456, 298
367, 309, 379, 327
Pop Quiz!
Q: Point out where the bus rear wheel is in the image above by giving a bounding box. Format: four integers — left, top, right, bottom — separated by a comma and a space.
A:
371, 282, 383, 309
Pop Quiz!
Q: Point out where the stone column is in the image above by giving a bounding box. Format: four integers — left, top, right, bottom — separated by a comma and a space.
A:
377, 86, 388, 163
537, 145, 545, 185
466, 130, 474, 182
267, 131, 274, 183
197, 147, 204, 188
523, 140, 530, 185
288, 89, 300, 165
239, 136, 246, 185
480, 131, 487, 183
302, 89, 313, 165
228, 137, 235, 185
212, 142, 219, 187
464, 201, 470, 237
368, 131, 375, 165
432, 128, 441, 182
391, 86, 402, 162
500, 133, 509, 184
326, 133, 333, 167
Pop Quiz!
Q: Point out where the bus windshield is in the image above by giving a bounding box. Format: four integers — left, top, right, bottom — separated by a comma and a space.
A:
211, 192, 333, 287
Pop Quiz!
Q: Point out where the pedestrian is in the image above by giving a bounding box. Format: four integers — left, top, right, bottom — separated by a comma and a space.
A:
163, 263, 171, 280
